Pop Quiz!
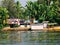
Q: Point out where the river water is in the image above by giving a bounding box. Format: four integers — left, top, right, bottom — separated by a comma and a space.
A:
0, 31, 60, 45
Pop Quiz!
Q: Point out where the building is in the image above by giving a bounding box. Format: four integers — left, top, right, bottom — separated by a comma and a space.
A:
7, 19, 20, 25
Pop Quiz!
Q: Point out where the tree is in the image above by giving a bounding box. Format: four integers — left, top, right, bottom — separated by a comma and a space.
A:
21, 7, 28, 19
26, 0, 60, 24
26, 1, 47, 20
15, 1, 23, 19
2, 0, 17, 18
0, 7, 9, 29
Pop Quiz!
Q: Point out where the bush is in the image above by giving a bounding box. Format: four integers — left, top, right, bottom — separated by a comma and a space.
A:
0, 24, 3, 29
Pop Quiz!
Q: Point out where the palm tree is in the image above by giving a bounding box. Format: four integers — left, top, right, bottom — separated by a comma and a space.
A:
2, 0, 16, 18
26, 0, 59, 23
15, 1, 22, 19
0, 7, 9, 28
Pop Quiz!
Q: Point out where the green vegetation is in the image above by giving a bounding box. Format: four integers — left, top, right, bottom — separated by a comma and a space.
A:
26, 0, 60, 23
2, 0, 17, 18
0, 7, 9, 29
0, 0, 60, 29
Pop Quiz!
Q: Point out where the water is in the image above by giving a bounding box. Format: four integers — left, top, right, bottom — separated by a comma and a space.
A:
0, 31, 60, 45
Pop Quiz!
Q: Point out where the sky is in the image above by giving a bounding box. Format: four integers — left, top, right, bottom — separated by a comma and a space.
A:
15, 0, 37, 7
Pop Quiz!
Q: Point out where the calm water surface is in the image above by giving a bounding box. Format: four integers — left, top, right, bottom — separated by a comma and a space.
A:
0, 31, 60, 45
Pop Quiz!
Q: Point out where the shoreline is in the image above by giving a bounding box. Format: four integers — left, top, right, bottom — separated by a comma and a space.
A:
2, 26, 60, 31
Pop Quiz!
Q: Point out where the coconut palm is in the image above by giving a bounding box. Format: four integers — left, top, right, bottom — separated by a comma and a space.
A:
26, 0, 60, 24
0, 7, 9, 25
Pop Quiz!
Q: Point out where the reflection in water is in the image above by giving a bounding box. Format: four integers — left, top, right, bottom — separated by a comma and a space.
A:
0, 31, 60, 45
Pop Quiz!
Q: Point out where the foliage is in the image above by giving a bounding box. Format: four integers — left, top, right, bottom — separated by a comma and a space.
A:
0, 7, 9, 29
2, 0, 17, 18
26, 0, 60, 24
0, 0, 60, 30
15, 1, 23, 18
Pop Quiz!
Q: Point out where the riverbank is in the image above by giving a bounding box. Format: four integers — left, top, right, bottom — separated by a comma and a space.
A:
2, 27, 29, 31
2, 26, 60, 31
